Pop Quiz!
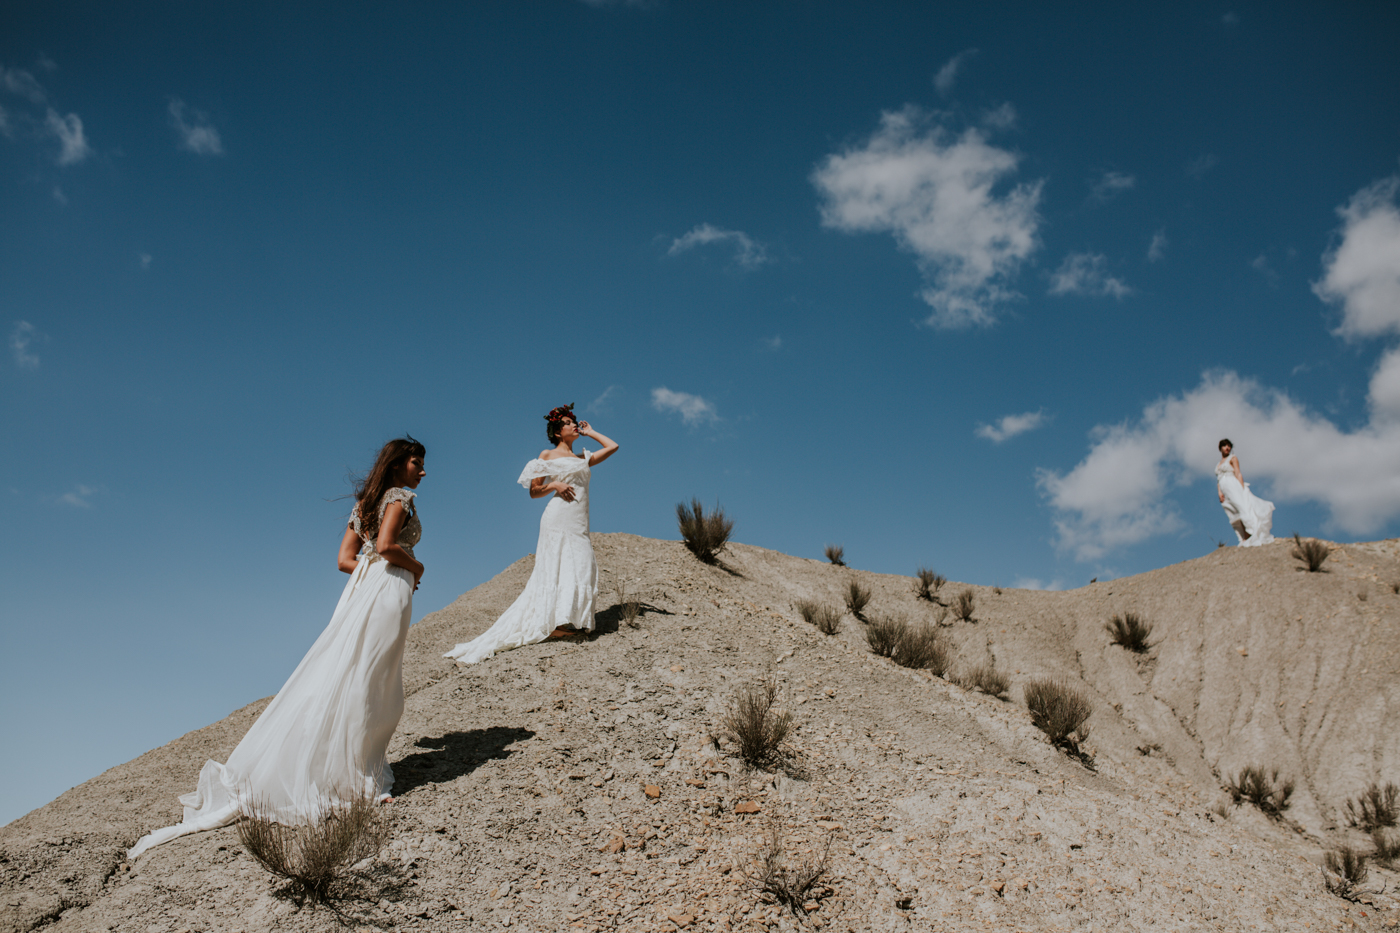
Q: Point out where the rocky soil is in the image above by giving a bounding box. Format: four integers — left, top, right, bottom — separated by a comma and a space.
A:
4, 533, 1398, 932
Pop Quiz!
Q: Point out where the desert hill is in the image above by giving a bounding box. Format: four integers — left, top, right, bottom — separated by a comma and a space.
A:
3, 533, 1398, 932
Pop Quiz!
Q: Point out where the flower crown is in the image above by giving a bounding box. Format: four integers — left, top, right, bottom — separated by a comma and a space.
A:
544, 403, 575, 424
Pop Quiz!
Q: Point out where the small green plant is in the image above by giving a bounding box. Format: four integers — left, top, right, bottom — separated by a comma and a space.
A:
720, 674, 792, 770
677, 499, 734, 564
913, 566, 945, 602
1372, 829, 1400, 868
749, 819, 831, 915
952, 589, 975, 622
796, 599, 841, 636
1022, 677, 1093, 758
1226, 765, 1294, 817
1105, 611, 1154, 653
1322, 846, 1368, 901
954, 662, 1009, 697
844, 580, 871, 619
1345, 781, 1399, 831
1291, 533, 1330, 572
824, 544, 846, 566
237, 794, 387, 906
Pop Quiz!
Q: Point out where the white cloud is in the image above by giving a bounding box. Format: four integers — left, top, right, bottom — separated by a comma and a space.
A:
1090, 170, 1135, 202
588, 384, 619, 411
1313, 174, 1400, 340
761, 335, 782, 351
168, 99, 223, 155
51, 185, 66, 205
981, 102, 1017, 130
1, 65, 47, 104
651, 387, 718, 425
667, 223, 769, 269
812, 106, 1043, 328
976, 409, 1048, 443
1186, 153, 1218, 178
1013, 577, 1064, 591
1250, 252, 1278, 285
59, 485, 97, 508
1048, 252, 1131, 298
10, 321, 41, 369
45, 108, 92, 165
140, 253, 152, 270
934, 48, 978, 96
1147, 229, 1168, 263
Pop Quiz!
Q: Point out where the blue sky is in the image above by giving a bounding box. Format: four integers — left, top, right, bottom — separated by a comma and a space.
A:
3, 1, 1399, 825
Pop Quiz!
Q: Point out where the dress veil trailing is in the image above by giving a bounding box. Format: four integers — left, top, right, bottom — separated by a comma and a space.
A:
1215, 460, 1274, 547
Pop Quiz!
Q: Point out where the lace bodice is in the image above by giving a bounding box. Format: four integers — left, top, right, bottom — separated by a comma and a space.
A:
1215, 459, 1234, 479
352, 488, 421, 564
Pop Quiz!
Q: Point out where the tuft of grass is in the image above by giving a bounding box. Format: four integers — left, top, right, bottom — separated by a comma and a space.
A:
749, 820, 832, 915
1105, 611, 1154, 653
796, 599, 842, 636
952, 589, 975, 622
1291, 533, 1330, 572
794, 599, 820, 624
236, 794, 387, 906
992, 586, 1003, 595
865, 614, 952, 674
1226, 765, 1295, 818
823, 544, 846, 566
913, 566, 945, 602
1322, 846, 1368, 901
954, 662, 1009, 697
677, 499, 734, 564
613, 580, 642, 628
720, 674, 792, 770
1345, 781, 1399, 832
844, 580, 871, 619
1372, 829, 1400, 868
1023, 677, 1092, 758
864, 614, 904, 659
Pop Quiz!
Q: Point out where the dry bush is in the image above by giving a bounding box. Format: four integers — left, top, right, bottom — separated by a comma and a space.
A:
864, 614, 905, 658
237, 794, 387, 905
1345, 781, 1399, 831
794, 599, 820, 624
749, 820, 831, 915
913, 567, 945, 602
824, 544, 846, 566
1372, 829, 1400, 868
677, 499, 734, 564
1322, 846, 1368, 900
1023, 677, 1092, 757
952, 589, 975, 622
895, 623, 952, 675
613, 580, 642, 628
1291, 533, 1330, 572
796, 599, 841, 636
720, 674, 792, 770
1105, 611, 1154, 653
1226, 765, 1295, 817
955, 662, 1009, 697
844, 580, 871, 619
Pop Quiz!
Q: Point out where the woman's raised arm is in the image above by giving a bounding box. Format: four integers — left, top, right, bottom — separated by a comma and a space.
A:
579, 421, 620, 466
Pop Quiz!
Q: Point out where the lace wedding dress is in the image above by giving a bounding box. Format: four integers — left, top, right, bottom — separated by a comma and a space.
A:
129, 489, 420, 858
444, 453, 597, 664
1215, 459, 1274, 547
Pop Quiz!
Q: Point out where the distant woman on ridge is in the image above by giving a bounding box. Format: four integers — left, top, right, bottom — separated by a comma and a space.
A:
1215, 438, 1274, 547
445, 404, 619, 664
130, 436, 427, 857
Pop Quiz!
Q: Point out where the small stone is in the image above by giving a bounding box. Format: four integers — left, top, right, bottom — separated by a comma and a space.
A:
667, 913, 694, 928
670, 665, 684, 673
991, 881, 1005, 894
1013, 877, 1029, 890
645, 785, 662, 798
734, 801, 761, 814
686, 778, 706, 787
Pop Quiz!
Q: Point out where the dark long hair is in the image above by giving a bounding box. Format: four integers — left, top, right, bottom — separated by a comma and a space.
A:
353, 436, 426, 541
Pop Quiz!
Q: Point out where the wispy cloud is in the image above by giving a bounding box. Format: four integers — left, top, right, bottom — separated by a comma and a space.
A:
1222, 12, 1240, 25
168, 99, 223, 155
1, 65, 47, 104
976, 410, 1048, 443
934, 48, 978, 96
1250, 253, 1278, 285
45, 108, 92, 165
667, 223, 770, 269
0, 104, 10, 137
1313, 174, 1400, 342
1147, 229, 1168, 263
1048, 252, 1130, 298
812, 105, 1043, 328
980, 102, 1017, 130
588, 384, 620, 412
140, 252, 152, 270
10, 321, 41, 369
1186, 153, 1218, 179
1089, 170, 1135, 203
59, 484, 98, 508
761, 335, 782, 351
651, 387, 719, 425
51, 185, 67, 205
1013, 577, 1064, 591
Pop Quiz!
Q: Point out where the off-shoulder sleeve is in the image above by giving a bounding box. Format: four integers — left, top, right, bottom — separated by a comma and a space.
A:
517, 459, 554, 489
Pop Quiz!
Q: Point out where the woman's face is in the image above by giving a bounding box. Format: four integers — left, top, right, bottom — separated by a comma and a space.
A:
1219, 443, 1232, 458
557, 417, 580, 442
398, 455, 427, 489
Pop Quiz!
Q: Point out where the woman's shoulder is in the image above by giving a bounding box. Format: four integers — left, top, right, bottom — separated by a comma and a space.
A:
382, 487, 416, 509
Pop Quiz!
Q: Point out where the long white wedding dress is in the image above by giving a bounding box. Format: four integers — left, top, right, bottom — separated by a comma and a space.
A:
129, 489, 420, 858
1216, 459, 1274, 546
444, 453, 597, 664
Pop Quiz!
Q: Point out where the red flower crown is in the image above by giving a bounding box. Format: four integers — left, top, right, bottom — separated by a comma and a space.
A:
544, 403, 575, 423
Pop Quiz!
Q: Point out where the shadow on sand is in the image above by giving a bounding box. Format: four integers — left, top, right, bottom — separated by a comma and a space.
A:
390, 726, 535, 797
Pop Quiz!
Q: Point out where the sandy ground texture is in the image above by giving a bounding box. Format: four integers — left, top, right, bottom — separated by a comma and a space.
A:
4, 533, 1399, 932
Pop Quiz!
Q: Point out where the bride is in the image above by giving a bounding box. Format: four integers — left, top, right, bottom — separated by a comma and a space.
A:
445, 404, 618, 664
1215, 438, 1274, 547
129, 437, 426, 857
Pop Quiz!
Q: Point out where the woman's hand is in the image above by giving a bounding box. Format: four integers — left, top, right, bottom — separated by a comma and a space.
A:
550, 481, 577, 502
1219, 490, 1225, 503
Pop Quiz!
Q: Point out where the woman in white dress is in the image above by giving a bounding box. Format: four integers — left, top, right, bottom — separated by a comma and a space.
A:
445, 404, 619, 664
129, 437, 427, 858
1215, 438, 1274, 547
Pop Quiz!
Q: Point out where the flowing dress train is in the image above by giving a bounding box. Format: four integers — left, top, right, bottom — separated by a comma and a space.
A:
1216, 459, 1274, 547
128, 489, 420, 858
444, 453, 596, 664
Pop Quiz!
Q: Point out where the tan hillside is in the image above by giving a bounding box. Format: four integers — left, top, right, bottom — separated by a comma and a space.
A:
3, 533, 1398, 932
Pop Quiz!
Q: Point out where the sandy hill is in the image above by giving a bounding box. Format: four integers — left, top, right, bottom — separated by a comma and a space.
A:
3, 533, 1398, 932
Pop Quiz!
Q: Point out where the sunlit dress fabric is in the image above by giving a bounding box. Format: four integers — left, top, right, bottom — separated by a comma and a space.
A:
1215, 459, 1274, 547
128, 489, 420, 858
444, 453, 597, 664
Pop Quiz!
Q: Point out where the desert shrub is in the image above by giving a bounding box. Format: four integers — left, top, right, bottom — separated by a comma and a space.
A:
895, 623, 952, 675
824, 544, 846, 566
1023, 677, 1092, 756
613, 580, 642, 628
794, 599, 820, 624
677, 499, 734, 564
237, 794, 387, 905
796, 599, 842, 636
952, 589, 975, 622
1291, 533, 1330, 572
844, 580, 871, 619
913, 567, 945, 602
720, 674, 792, 769
1372, 829, 1400, 868
992, 586, 1003, 595
1322, 846, 1367, 900
1105, 611, 1154, 653
865, 614, 905, 658
955, 662, 1009, 697
750, 820, 831, 915
1226, 766, 1295, 817
1345, 781, 1399, 831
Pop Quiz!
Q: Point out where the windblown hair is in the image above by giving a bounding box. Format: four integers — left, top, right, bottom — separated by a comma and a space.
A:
545, 403, 576, 444
353, 436, 425, 542
1218, 438, 1233, 451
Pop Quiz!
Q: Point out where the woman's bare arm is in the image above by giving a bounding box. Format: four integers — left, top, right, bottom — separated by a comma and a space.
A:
1231, 455, 1244, 486
530, 476, 576, 501
337, 525, 363, 574
376, 501, 425, 587
579, 422, 620, 466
